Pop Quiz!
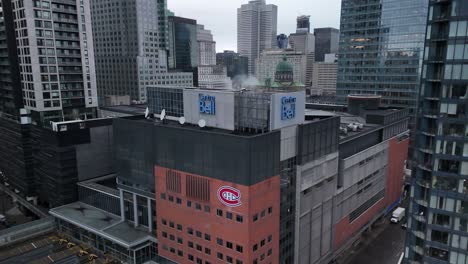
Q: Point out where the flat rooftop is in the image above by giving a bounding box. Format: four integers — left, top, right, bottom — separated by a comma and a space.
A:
50, 202, 155, 248
100, 104, 147, 116
0, 233, 116, 264
305, 109, 381, 142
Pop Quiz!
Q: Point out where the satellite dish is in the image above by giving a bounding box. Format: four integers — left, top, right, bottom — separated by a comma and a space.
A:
198, 119, 206, 128
160, 109, 166, 121
144, 107, 149, 118
179, 116, 186, 125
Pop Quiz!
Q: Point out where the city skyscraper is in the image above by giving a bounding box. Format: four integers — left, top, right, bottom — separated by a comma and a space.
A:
296, 15, 310, 34
336, 0, 428, 125
289, 16, 315, 86
91, 0, 193, 105
404, 1, 468, 263
277, 34, 289, 49
168, 15, 199, 70
237, 0, 277, 75
1, 0, 99, 125
314, 28, 339, 62
197, 25, 216, 66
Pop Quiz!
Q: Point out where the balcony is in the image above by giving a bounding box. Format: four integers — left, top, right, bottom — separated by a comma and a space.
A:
52, 7, 77, 15
416, 179, 431, 188
54, 25, 79, 32
412, 230, 425, 239
412, 245, 424, 256
415, 199, 429, 207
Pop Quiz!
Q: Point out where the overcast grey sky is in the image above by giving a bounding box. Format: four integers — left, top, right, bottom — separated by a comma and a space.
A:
168, 0, 342, 52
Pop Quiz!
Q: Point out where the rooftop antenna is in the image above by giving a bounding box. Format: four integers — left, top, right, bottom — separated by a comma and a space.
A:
198, 119, 206, 128
179, 116, 186, 125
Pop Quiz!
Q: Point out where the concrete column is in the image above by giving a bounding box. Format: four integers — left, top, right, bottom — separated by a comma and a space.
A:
119, 189, 125, 220
133, 193, 139, 227
147, 198, 152, 233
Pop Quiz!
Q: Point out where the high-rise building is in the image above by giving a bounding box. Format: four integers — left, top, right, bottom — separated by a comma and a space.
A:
336, 0, 427, 123
404, 1, 468, 263
314, 28, 339, 62
216, 50, 249, 79
1, 0, 99, 126
289, 19, 315, 87
91, 0, 193, 105
277, 34, 289, 49
237, 0, 278, 75
196, 25, 231, 89
296, 15, 311, 34
312, 55, 338, 96
197, 25, 216, 66
168, 15, 199, 70
0, 0, 22, 119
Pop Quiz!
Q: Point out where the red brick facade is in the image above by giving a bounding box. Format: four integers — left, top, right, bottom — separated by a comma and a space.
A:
155, 166, 280, 264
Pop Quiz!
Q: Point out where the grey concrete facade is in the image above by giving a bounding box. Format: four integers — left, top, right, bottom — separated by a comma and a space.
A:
237, 0, 277, 75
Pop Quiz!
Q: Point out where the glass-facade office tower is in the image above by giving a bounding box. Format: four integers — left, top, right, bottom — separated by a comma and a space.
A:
237, 0, 277, 75
314, 28, 339, 62
405, 1, 468, 263
91, 0, 193, 105
337, 0, 428, 126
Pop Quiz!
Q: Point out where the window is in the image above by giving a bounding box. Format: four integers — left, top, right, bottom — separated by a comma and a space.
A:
188, 241, 194, 248
217, 209, 223, 216
196, 258, 202, 264
260, 254, 265, 261
236, 215, 243, 223
162, 219, 167, 226
196, 244, 202, 251
226, 212, 233, 220
169, 234, 175, 241
217, 238, 223, 245
178, 250, 183, 257
162, 232, 167, 238
196, 231, 202, 238
253, 214, 258, 222
188, 228, 193, 235
236, 260, 243, 264
253, 244, 258, 252
260, 239, 265, 247
236, 244, 243, 253
204, 205, 210, 212
168, 195, 174, 202
195, 203, 202, 210
169, 221, 174, 228
268, 248, 272, 256
160, 193, 166, 200
205, 248, 211, 255
177, 237, 183, 244
205, 234, 211, 241
188, 254, 194, 261
226, 241, 233, 249
268, 235, 272, 242
226, 256, 233, 263
268, 207, 272, 214
261, 210, 266, 218
176, 198, 182, 204
217, 252, 223, 260
187, 201, 192, 207
177, 224, 182, 231
170, 247, 175, 253
253, 259, 257, 264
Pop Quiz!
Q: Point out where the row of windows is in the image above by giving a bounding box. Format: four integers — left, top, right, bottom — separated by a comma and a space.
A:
253, 207, 273, 223
162, 243, 244, 264
160, 193, 245, 223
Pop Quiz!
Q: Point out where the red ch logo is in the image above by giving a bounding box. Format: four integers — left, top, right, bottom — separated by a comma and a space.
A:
217, 186, 241, 207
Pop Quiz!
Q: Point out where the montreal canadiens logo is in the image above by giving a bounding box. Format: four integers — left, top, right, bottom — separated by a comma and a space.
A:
217, 186, 241, 207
